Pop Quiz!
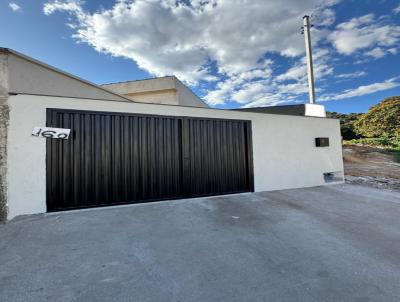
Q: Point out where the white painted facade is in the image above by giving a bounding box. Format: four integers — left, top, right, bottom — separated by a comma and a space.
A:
102, 76, 208, 108
304, 104, 326, 117
2, 49, 128, 102
7, 94, 344, 219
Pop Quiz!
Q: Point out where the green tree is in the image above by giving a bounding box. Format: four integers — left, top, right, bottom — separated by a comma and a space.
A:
326, 111, 362, 140
354, 96, 400, 138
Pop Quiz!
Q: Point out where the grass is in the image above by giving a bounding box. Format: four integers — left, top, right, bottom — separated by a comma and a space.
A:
343, 137, 400, 151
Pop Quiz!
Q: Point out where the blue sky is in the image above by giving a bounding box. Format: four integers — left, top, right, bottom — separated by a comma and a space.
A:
1, 0, 400, 113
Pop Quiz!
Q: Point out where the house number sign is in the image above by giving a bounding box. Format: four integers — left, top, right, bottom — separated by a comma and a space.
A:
32, 127, 71, 139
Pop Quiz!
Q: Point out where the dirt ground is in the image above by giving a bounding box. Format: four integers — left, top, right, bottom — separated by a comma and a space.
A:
343, 145, 400, 192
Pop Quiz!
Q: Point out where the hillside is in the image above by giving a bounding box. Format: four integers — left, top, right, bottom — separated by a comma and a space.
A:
328, 96, 400, 150
329, 96, 400, 191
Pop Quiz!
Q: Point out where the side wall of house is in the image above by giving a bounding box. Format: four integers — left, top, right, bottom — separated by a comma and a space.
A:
175, 79, 209, 108
0, 53, 9, 222
103, 77, 209, 108
7, 54, 128, 102
102, 77, 179, 105
124, 90, 178, 105
7, 94, 344, 219
0, 100, 8, 222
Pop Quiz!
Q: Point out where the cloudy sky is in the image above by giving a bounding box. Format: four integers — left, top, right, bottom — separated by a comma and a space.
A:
1, 0, 400, 113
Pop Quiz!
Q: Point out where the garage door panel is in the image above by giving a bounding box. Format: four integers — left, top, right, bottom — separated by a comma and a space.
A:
47, 110, 183, 211
183, 118, 253, 197
47, 109, 253, 211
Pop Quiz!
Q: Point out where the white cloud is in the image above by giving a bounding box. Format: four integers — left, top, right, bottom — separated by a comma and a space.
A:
9, 2, 21, 12
329, 14, 400, 56
313, 8, 336, 26
276, 64, 306, 82
43, 0, 83, 16
336, 71, 367, 79
232, 82, 268, 104
365, 47, 386, 59
204, 64, 274, 105
241, 93, 284, 108
394, 5, 400, 14
276, 49, 334, 83
204, 49, 333, 107
321, 78, 400, 101
43, 0, 400, 107
43, 0, 340, 105
197, 46, 336, 107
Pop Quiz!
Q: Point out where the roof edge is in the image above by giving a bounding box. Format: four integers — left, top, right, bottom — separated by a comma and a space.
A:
0, 47, 134, 102
172, 76, 209, 108
101, 75, 176, 86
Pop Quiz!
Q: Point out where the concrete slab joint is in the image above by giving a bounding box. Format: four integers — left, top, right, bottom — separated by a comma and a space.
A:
0, 100, 9, 223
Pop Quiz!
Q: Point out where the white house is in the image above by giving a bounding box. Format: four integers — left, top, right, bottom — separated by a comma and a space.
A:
0, 48, 343, 221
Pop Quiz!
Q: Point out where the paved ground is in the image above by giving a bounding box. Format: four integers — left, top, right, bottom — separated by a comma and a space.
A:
1, 184, 400, 302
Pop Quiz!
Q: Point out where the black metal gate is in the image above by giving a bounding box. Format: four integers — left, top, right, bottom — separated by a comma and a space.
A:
46, 109, 253, 211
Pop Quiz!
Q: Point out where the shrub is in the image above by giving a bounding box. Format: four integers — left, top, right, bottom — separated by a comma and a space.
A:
354, 96, 400, 138
327, 112, 362, 140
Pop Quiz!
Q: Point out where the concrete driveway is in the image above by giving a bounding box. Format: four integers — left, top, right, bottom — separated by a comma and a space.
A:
1, 184, 400, 302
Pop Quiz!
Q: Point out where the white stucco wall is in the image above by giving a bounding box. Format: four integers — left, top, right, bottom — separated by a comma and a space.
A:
7, 53, 128, 102
175, 79, 208, 108
102, 76, 208, 108
7, 94, 343, 219
124, 90, 178, 105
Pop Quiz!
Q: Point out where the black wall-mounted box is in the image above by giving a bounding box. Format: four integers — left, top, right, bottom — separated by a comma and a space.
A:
315, 137, 329, 147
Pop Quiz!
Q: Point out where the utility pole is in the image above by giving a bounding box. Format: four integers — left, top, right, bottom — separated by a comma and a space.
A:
302, 15, 316, 104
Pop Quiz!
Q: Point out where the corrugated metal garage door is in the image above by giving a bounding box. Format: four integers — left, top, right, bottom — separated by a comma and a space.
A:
46, 109, 253, 211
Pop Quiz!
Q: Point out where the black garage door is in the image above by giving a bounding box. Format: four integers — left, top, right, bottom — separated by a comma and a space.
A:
46, 109, 254, 211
